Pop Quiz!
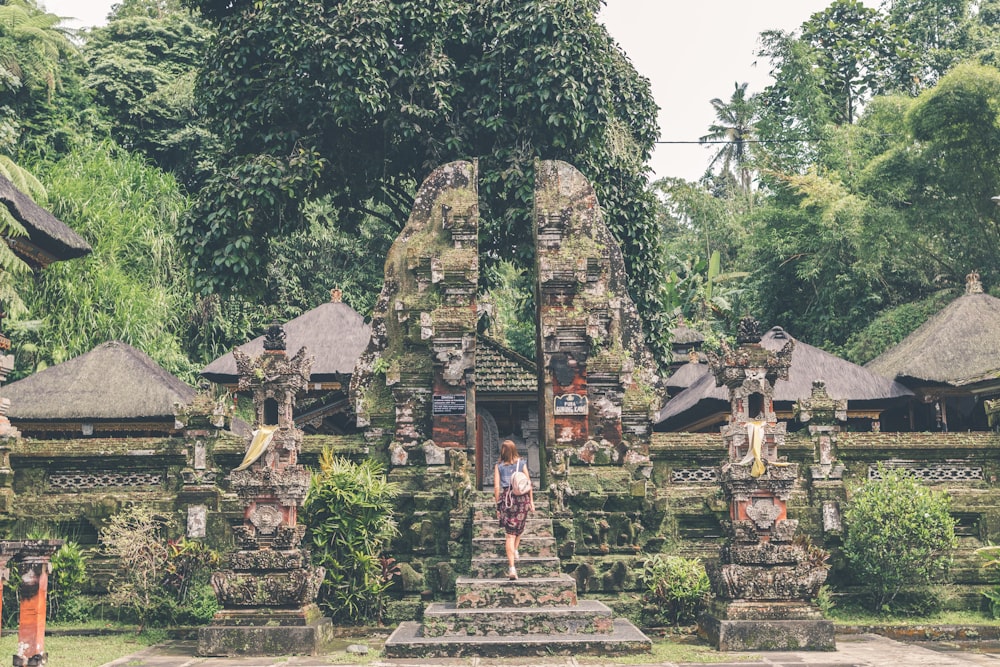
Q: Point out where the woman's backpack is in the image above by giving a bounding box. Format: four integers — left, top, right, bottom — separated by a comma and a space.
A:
510, 460, 531, 496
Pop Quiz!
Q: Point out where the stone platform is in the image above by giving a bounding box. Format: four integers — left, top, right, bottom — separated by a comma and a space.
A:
699, 601, 836, 651
384, 618, 651, 658
198, 604, 336, 657
382, 494, 651, 658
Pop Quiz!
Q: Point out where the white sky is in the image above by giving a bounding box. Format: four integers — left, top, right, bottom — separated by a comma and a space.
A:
42, 0, 854, 182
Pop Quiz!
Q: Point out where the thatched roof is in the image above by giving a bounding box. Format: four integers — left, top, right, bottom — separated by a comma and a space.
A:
0, 174, 91, 267
665, 360, 710, 394
866, 289, 1000, 388
201, 297, 371, 385
671, 325, 705, 347
656, 326, 913, 427
0, 341, 195, 420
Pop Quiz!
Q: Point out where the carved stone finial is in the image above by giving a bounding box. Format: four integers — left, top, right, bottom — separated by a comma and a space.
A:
967, 271, 984, 295
263, 321, 286, 351
736, 316, 762, 344
330, 288, 342, 303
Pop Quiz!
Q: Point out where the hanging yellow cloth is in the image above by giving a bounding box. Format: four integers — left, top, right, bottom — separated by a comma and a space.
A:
746, 420, 766, 477
233, 425, 278, 472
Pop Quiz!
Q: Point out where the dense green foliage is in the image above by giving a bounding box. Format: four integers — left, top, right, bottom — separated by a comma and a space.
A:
178, 0, 666, 360
84, 0, 215, 186
49, 541, 89, 622
303, 451, 399, 624
843, 466, 957, 612
639, 554, 710, 626
664, 1, 1000, 355
15, 141, 195, 378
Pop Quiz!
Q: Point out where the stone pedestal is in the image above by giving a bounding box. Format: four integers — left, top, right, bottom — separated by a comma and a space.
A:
198, 603, 334, 657
699, 600, 834, 651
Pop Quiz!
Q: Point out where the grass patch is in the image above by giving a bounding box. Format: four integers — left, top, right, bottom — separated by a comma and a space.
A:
578, 635, 758, 664
0, 631, 161, 667
828, 608, 1000, 626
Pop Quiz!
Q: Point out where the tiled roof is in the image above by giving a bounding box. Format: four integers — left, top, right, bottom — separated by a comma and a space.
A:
476, 336, 537, 394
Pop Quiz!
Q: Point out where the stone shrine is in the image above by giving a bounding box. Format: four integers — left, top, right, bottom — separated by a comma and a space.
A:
698, 317, 834, 651
198, 324, 332, 656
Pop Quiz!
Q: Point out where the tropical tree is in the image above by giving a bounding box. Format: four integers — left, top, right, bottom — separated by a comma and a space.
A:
699, 82, 755, 194
0, 0, 88, 155
84, 0, 215, 186
882, 0, 970, 89
178, 0, 666, 362
800, 0, 910, 125
861, 63, 1000, 288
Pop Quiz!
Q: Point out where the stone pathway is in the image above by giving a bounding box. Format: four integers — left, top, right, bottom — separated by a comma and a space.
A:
100, 634, 1000, 667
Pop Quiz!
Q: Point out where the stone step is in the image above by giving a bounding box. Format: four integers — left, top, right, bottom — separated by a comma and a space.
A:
420, 600, 615, 637
383, 618, 651, 658
455, 574, 577, 608
472, 496, 549, 510
473, 517, 553, 538
472, 536, 556, 559
469, 556, 562, 579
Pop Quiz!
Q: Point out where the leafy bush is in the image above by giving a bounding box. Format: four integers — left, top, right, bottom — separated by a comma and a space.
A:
639, 554, 710, 626
161, 539, 221, 625
303, 451, 399, 624
843, 465, 957, 613
50, 541, 89, 623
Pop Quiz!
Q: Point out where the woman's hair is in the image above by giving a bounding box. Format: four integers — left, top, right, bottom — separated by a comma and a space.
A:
499, 439, 518, 464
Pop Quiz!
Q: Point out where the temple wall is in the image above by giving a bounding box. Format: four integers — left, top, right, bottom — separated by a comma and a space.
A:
0, 432, 369, 591
0, 428, 998, 616
649, 430, 1000, 612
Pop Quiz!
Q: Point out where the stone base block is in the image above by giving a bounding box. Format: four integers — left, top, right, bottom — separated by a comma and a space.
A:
198, 605, 334, 656
699, 601, 834, 651
384, 618, 650, 658
454, 575, 577, 608
422, 600, 614, 637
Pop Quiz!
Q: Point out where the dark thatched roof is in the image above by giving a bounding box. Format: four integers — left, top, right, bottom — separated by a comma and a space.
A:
656, 326, 913, 427
0, 341, 195, 420
671, 325, 705, 347
866, 291, 1000, 388
665, 360, 710, 393
0, 174, 91, 267
476, 336, 537, 394
201, 299, 371, 385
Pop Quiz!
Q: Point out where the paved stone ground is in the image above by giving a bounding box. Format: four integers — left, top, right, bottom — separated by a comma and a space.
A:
98, 634, 1000, 667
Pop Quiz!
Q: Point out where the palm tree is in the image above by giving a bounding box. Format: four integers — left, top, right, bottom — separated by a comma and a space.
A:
699, 81, 756, 195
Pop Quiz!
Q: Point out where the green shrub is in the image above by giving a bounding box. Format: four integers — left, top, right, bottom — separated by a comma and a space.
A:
161, 539, 221, 625
843, 465, 957, 613
303, 451, 399, 625
50, 541, 89, 623
639, 554, 710, 626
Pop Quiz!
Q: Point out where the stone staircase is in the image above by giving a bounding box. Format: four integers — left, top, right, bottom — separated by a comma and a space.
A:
383, 494, 651, 658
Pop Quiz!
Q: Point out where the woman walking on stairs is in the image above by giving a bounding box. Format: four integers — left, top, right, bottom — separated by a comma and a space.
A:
494, 439, 535, 580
